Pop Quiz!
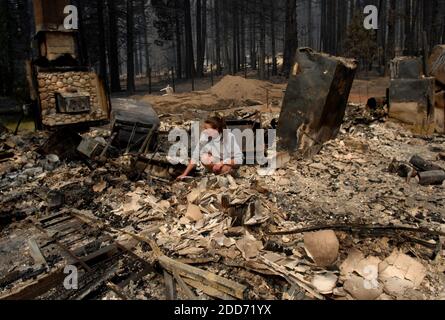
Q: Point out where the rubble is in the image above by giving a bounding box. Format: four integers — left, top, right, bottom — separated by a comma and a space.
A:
1, 76, 445, 301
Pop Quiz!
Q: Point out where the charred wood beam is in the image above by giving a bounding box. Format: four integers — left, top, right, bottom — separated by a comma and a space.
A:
267, 223, 445, 237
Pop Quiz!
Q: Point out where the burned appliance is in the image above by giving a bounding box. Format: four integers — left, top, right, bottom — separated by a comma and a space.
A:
27, 0, 111, 130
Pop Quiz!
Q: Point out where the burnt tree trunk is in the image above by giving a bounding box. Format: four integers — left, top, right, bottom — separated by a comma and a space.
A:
174, 0, 182, 79
97, 0, 108, 87
126, 0, 136, 93
270, 0, 278, 76
282, 0, 298, 77
184, 0, 195, 78
108, 0, 122, 92
196, 0, 203, 77
214, 0, 221, 75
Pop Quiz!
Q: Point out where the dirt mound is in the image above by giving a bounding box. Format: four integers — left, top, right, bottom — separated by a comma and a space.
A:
210, 75, 272, 102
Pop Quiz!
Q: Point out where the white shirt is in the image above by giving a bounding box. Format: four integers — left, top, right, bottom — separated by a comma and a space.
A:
192, 131, 244, 165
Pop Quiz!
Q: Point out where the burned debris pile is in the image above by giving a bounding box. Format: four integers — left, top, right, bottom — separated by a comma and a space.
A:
1, 44, 445, 300
2, 95, 445, 301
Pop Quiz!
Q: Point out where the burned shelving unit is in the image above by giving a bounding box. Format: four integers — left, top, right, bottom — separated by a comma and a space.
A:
27, 0, 111, 131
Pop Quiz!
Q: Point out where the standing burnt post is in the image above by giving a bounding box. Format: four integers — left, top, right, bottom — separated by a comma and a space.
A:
277, 48, 357, 157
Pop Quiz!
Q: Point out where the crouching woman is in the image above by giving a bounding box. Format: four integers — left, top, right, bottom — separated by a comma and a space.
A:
177, 117, 243, 180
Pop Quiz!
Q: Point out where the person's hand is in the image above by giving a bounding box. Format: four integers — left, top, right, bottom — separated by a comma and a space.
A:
176, 174, 188, 180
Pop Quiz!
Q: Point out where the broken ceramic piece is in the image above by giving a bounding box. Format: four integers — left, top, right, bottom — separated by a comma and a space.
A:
379, 250, 426, 297
343, 275, 384, 300
312, 273, 338, 295
304, 230, 340, 267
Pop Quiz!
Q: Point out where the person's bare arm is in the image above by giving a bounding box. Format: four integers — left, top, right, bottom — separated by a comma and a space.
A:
177, 161, 196, 180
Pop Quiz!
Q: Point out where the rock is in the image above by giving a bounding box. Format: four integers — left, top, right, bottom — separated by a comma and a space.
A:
304, 230, 340, 267
382, 277, 414, 297
344, 275, 383, 300
312, 273, 338, 294
185, 204, 203, 222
